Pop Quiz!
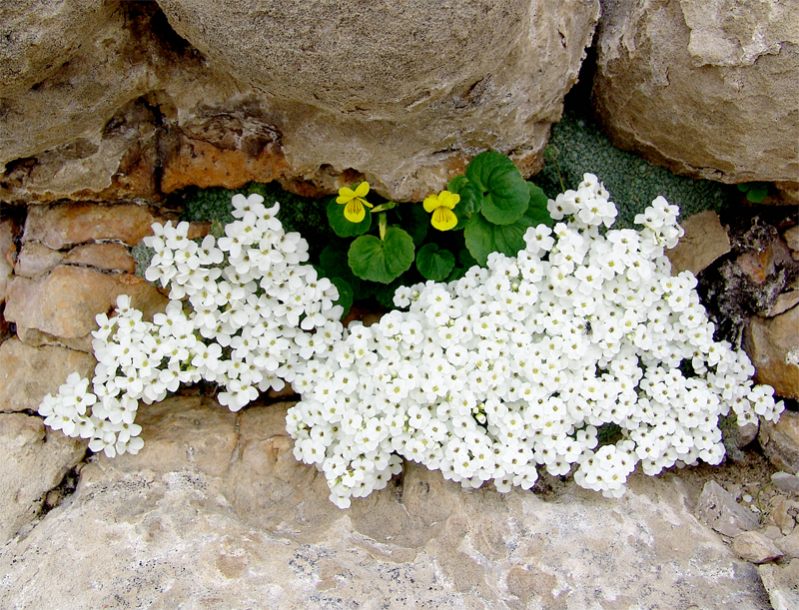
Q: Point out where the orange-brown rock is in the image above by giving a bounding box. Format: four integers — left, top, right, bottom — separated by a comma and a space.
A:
4, 266, 167, 345
760, 411, 799, 475
14, 243, 64, 278
667, 210, 731, 276
745, 305, 799, 400
23, 203, 158, 249
0, 338, 95, 412
64, 243, 136, 274
0, 220, 15, 304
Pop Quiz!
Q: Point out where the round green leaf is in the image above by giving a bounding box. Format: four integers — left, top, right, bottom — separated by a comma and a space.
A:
464, 213, 530, 266
326, 199, 372, 237
416, 243, 456, 281
347, 227, 415, 284
466, 151, 529, 225
525, 182, 555, 227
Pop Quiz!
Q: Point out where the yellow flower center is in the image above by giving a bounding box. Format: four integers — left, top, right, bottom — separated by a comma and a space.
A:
336, 182, 373, 223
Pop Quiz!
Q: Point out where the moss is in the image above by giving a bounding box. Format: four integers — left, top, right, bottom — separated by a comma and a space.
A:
534, 109, 736, 228
131, 242, 155, 278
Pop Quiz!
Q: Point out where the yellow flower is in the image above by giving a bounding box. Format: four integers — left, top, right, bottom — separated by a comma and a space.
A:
336, 182, 373, 223
423, 190, 460, 231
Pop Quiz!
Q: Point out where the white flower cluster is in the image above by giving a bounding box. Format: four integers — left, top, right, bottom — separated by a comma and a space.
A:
287, 174, 784, 508
39, 194, 343, 456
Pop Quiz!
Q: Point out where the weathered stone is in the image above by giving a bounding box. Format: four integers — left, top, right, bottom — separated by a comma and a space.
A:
732, 530, 784, 564
594, 0, 799, 184
768, 289, 799, 317
777, 528, 799, 559
4, 266, 167, 345
759, 560, 799, 610
0, 338, 95, 412
768, 496, 799, 535
64, 243, 136, 273
0, 412, 86, 541
745, 306, 799, 399
0, 219, 15, 304
0, 398, 770, 609
666, 210, 731, 275
695, 480, 760, 537
772, 471, 799, 495
23, 202, 158, 249
760, 412, 799, 474
14, 242, 64, 278
786, 226, 799, 254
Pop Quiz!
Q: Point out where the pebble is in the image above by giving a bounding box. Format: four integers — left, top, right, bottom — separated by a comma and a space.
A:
732, 531, 784, 564
772, 471, 799, 495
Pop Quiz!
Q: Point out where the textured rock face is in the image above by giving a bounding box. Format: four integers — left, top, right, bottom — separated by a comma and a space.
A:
760, 411, 799, 474
0, 412, 86, 541
593, 0, 799, 185
746, 305, 799, 399
0, 1, 599, 203
0, 398, 771, 608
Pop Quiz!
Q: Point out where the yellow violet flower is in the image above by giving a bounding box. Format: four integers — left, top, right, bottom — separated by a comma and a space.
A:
423, 190, 460, 231
336, 182, 373, 223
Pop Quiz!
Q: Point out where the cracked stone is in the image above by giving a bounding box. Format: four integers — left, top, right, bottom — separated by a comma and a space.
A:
23, 202, 159, 249
695, 480, 760, 537
0, 219, 15, 305
0, 412, 86, 542
760, 412, 799, 474
16, 242, 136, 277
732, 530, 784, 564
772, 471, 799, 495
666, 210, 731, 276
745, 305, 799, 400
759, 560, 799, 610
4, 266, 167, 346
0, 338, 95, 412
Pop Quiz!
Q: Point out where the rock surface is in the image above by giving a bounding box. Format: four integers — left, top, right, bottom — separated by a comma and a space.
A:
0, 398, 771, 608
0, 338, 96, 412
759, 560, 799, 610
0, 412, 86, 541
746, 305, 799, 400
0, 220, 15, 304
666, 210, 731, 275
695, 479, 760, 537
0, 1, 600, 203
760, 411, 799, 478
593, 0, 799, 185
732, 531, 784, 564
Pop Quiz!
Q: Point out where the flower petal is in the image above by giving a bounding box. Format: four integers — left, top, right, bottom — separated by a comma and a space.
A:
354, 182, 370, 197
431, 207, 457, 231
423, 194, 440, 213
439, 190, 460, 209
344, 200, 366, 223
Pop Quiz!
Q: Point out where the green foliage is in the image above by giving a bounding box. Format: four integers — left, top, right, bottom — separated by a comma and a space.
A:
348, 227, 415, 284
464, 151, 530, 225
536, 109, 733, 227
326, 199, 372, 237
737, 182, 770, 203
416, 243, 456, 281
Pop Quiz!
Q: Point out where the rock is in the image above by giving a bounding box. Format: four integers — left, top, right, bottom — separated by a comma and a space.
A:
23, 202, 159, 249
768, 290, 799, 317
777, 529, 799, 559
732, 531, 784, 564
593, 0, 799, 185
772, 471, 799, 495
2, 1, 601, 203
695, 480, 760, 537
0, 398, 770, 609
759, 560, 799, 610
760, 411, 799, 473
745, 306, 799, 399
667, 210, 731, 275
15, 242, 136, 277
13, 242, 64, 278
0, 219, 15, 304
0, 338, 95, 412
786, 226, 799, 254
0, 412, 86, 541
768, 496, 799, 535
4, 266, 167, 348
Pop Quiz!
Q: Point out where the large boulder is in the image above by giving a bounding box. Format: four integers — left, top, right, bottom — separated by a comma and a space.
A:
0, 398, 771, 608
0, 1, 600, 203
593, 0, 799, 187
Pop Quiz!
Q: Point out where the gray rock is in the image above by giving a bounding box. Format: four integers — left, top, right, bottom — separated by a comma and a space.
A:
695, 480, 760, 537
0, 398, 771, 608
759, 560, 799, 610
0, 412, 86, 541
760, 411, 799, 474
772, 471, 799, 495
732, 531, 784, 564
594, 0, 799, 185
776, 528, 799, 559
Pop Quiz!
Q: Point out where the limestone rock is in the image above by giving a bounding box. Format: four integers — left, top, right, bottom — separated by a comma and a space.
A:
4, 266, 167, 347
0, 412, 86, 542
0, 219, 15, 303
593, 0, 799, 184
777, 528, 799, 559
0, 338, 95, 412
732, 530, 784, 564
745, 305, 799, 399
13, 242, 64, 278
759, 560, 799, 610
761, 412, 799, 479
666, 210, 731, 275
772, 471, 799, 495
23, 202, 159, 249
0, 397, 771, 608
695, 480, 760, 537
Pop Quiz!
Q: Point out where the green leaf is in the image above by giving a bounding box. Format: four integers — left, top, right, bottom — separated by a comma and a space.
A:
347, 227, 415, 284
326, 199, 372, 237
416, 243, 456, 281
525, 182, 554, 227
329, 277, 354, 318
318, 244, 353, 279
397, 203, 430, 246
466, 151, 529, 225
746, 186, 768, 203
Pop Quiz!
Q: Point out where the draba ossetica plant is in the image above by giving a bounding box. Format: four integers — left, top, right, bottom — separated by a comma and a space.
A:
38, 168, 783, 508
